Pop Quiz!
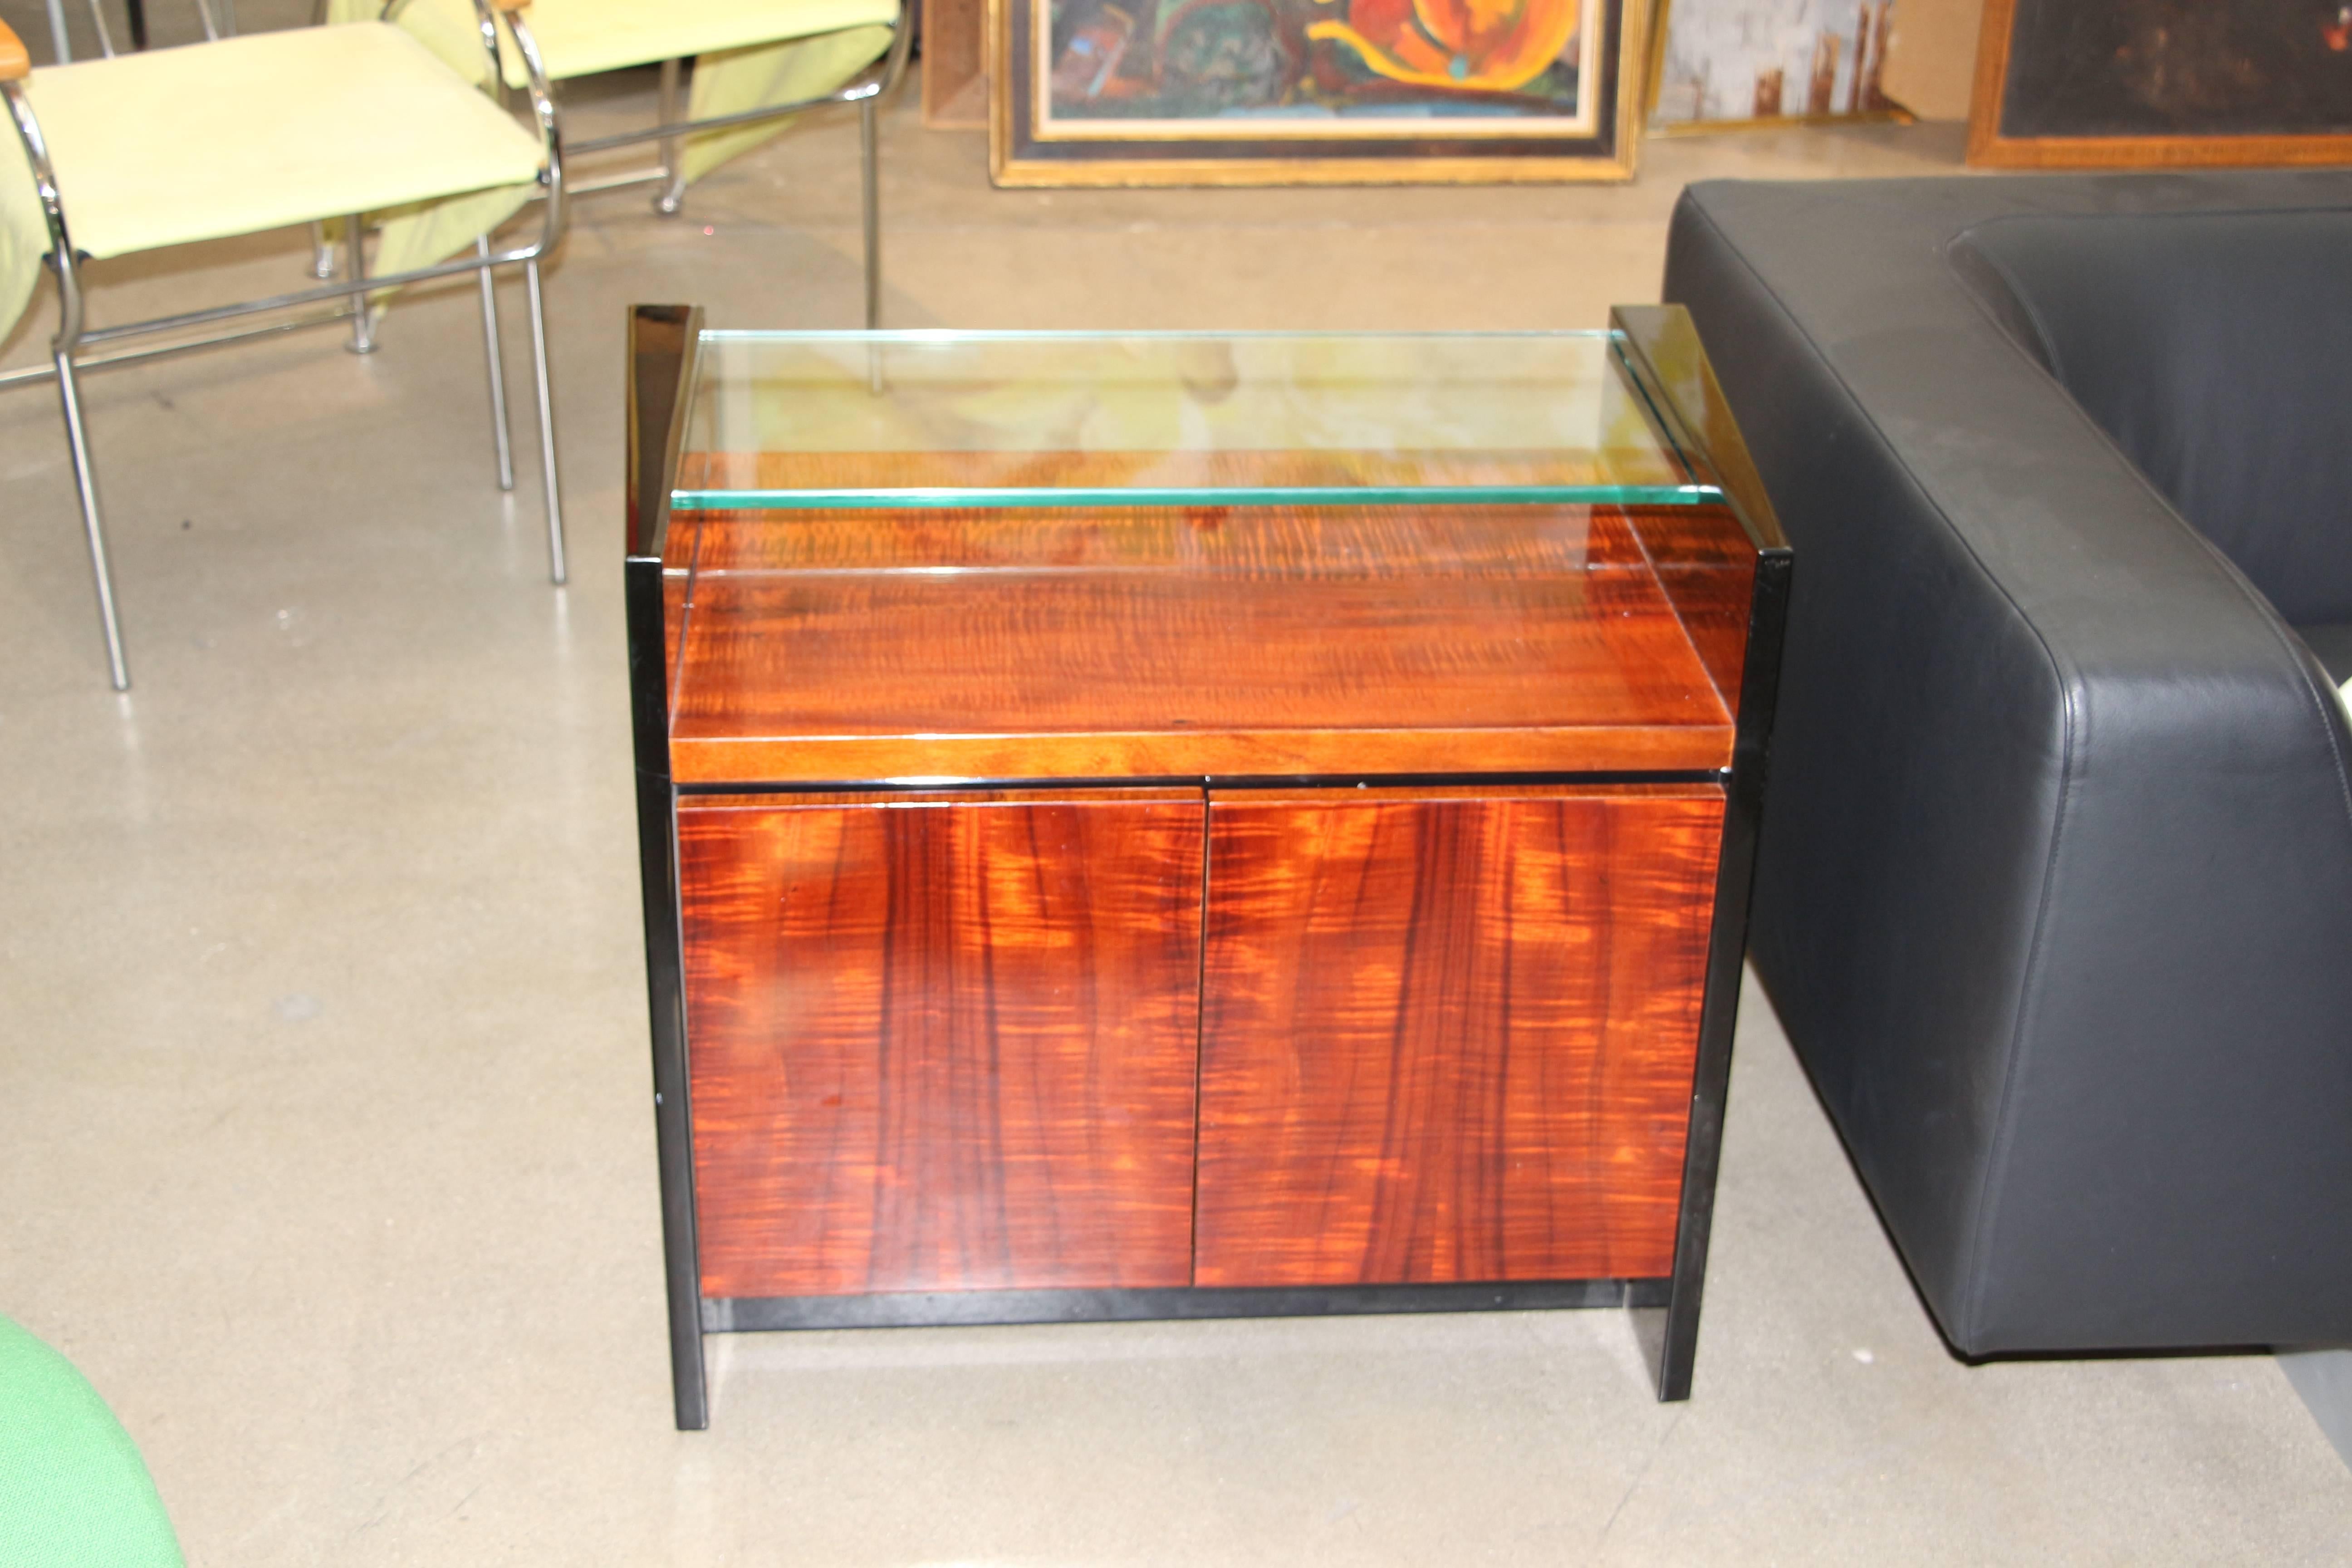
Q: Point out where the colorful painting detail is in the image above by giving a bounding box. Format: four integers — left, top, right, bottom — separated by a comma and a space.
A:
1650, 0, 1895, 125
1040, 0, 1601, 128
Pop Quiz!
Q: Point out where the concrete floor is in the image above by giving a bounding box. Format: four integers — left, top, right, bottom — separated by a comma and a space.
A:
1, 20, 2349, 1562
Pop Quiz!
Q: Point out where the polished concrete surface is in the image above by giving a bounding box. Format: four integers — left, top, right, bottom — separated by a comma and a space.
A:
2, 33, 2349, 1563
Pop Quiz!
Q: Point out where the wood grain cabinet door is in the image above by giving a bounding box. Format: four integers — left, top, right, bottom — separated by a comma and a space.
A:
679, 790, 1205, 1299
1194, 787, 1726, 1288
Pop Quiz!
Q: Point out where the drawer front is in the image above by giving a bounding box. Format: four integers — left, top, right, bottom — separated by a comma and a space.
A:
680, 790, 1205, 1298
1194, 787, 1725, 1288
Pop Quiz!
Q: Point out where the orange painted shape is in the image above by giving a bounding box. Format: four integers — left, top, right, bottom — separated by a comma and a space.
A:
1309, 0, 1578, 93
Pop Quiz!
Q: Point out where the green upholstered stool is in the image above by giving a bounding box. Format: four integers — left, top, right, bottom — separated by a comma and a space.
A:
0, 1318, 183, 1568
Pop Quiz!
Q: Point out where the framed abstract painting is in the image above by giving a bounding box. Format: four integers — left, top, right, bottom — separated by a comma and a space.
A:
1967, 0, 2352, 167
986, 0, 1648, 184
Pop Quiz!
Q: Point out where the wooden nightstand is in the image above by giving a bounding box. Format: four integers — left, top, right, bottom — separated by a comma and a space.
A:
626, 310, 1789, 1427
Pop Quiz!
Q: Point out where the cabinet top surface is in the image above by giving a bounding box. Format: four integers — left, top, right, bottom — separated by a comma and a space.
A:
648, 329, 1764, 787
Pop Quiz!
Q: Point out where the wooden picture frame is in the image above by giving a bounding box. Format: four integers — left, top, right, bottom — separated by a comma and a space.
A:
1968, 0, 2352, 168
987, 0, 1648, 186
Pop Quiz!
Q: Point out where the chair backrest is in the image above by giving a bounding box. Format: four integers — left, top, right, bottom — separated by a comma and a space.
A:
1950, 207, 2352, 625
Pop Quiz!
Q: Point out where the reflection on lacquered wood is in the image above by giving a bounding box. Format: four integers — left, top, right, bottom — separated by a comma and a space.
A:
680, 791, 1205, 1298
677, 447, 1689, 495
663, 504, 1749, 781
1195, 787, 1725, 1288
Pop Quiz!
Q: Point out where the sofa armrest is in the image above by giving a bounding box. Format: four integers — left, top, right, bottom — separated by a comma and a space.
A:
1664, 175, 2352, 1355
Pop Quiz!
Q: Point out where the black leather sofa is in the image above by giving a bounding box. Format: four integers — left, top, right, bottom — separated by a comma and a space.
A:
1662, 172, 2352, 1357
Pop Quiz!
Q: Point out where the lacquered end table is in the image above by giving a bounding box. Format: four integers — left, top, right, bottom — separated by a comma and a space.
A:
625, 312, 1790, 1429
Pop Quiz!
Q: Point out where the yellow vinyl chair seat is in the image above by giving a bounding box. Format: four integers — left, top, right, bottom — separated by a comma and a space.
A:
20, 22, 543, 262
489, 0, 900, 84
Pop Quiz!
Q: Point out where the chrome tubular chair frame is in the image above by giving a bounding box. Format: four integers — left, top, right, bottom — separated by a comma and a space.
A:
485, 3, 916, 329
0, 10, 568, 691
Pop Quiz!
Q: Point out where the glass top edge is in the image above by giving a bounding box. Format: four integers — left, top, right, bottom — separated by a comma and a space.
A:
694, 328, 1629, 343
668, 483, 1725, 509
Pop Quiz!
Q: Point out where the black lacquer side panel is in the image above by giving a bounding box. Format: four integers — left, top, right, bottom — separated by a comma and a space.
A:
626, 304, 698, 563
1611, 305, 1792, 556
627, 305, 709, 1430
1656, 544, 1791, 1400
1614, 302, 1795, 1401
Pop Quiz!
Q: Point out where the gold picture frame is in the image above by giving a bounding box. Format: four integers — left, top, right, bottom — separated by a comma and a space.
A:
987, 0, 1649, 186
1966, 0, 2352, 169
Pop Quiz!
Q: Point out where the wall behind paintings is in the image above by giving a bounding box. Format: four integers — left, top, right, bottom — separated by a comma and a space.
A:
1879, 0, 1980, 118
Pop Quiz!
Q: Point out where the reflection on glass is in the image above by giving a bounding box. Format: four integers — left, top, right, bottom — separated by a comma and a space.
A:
674, 330, 1720, 510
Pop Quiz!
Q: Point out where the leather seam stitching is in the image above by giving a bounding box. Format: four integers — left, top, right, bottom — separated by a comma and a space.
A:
1944, 235, 2067, 385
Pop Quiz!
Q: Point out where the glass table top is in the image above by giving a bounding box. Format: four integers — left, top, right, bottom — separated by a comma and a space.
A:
649, 323, 1763, 781
671, 329, 1723, 512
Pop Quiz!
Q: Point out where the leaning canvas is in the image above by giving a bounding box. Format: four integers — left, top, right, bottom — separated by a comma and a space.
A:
1647, 0, 1901, 129
989, 0, 1649, 184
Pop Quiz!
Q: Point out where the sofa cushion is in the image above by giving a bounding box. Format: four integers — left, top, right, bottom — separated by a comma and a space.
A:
1950, 210, 2352, 625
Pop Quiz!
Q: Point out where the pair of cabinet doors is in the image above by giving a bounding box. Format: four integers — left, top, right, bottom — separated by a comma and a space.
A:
678, 784, 1725, 1302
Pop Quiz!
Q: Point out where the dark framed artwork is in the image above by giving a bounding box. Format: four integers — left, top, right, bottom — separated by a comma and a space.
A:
987, 0, 1649, 184
1968, 0, 2352, 167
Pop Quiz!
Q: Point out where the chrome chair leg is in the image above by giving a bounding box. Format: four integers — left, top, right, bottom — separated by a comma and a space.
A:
44, 0, 70, 62
309, 220, 334, 281
83, 0, 114, 57
859, 94, 880, 330
475, 236, 514, 492
54, 352, 129, 691
653, 58, 687, 216
524, 256, 565, 585
345, 212, 376, 354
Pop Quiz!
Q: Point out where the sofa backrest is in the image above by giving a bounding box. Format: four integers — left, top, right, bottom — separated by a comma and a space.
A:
1950, 208, 2352, 625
